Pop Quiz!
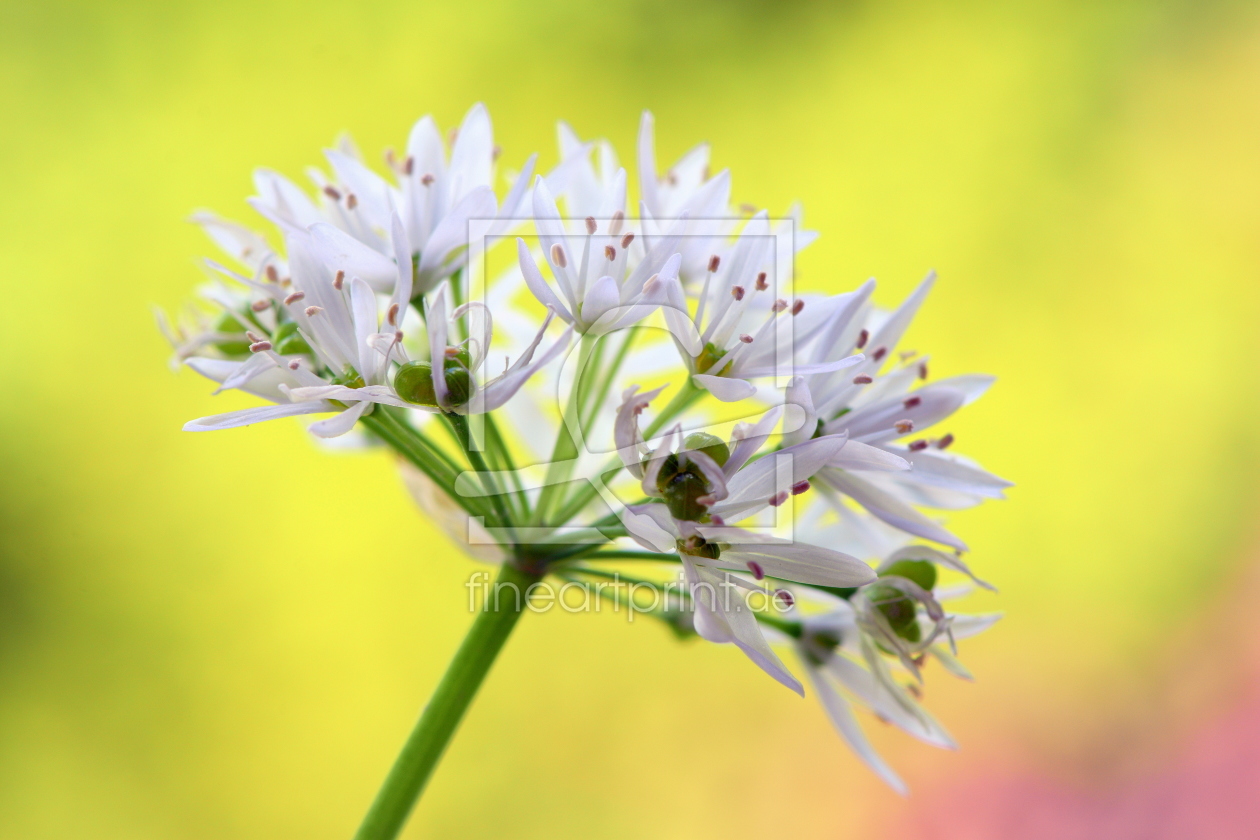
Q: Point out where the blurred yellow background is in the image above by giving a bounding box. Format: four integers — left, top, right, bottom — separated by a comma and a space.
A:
3, 0, 1260, 837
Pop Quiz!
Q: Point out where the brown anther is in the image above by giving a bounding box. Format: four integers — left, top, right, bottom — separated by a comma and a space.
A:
769, 491, 790, 507
853, 374, 873, 384
550, 243, 567, 268
709, 515, 725, 526
444, 346, 461, 357
899, 348, 917, 361
739, 203, 757, 215
907, 683, 923, 700
245, 331, 264, 343
872, 346, 887, 362
919, 361, 928, 380
284, 291, 305, 306
666, 170, 679, 186
775, 589, 795, 608
894, 419, 915, 435
387, 302, 400, 326
305, 306, 323, 317
791, 480, 811, 495
280, 277, 292, 288
250, 299, 270, 312
856, 328, 869, 349
909, 440, 929, 452
585, 216, 597, 235
492, 144, 502, 161
791, 299, 805, 316
620, 232, 635, 249
747, 561, 765, 580
287, 359, 301, 370
420, 172, 434, 186
604, 245, 616, 261
731, 285, 745, 301
609, 210, 625, 236
346, 193, 358, 210
772, 299, 788, 312
708, 255, 721, 273
903, 396, 922, 409
755, 272, 768, 291
394, 330, 404, 343
249, 340, 272, 353
265, 265, 279, 282
739, 334, 754, 344
937, 433, 954, 450
385, 148, 397, 168
323, 185, 342, 201
333, 270, 345, 290
404, 157, 416, 176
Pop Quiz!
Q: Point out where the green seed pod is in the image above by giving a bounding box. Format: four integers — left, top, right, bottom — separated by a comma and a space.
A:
676, 536, 721, 560
211, 311, 253, 357
393, 360, 473, 409
663, 471, 711, 521
879, 559, 937, 592
695, 341, 733, 376
651, 452, 683, 493
272, 321, 312, 355
394, 361, 438, 407
864, 582, 921, 643
683, 432, 730, 468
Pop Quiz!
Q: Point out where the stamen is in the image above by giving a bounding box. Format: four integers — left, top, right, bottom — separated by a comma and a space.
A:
919, 361, 929, 380
755, 272, 767, 291
305, 306, 324, 317
894, 419, 914, 434
403, 157, 415, 176
775, 589, 795, 608
284, 291, 305, 306
666, 170, 679, 186
585, 216, 597, 235
249, 340, 272, 352
550, 243, 568, 268
903, 396, 922, 409
856, 329, 869, 349
346, 193, 358, 210
791, 299, 804, 316
265, 265, 279, 282
288, 359, 301, 370
853, 374, 873, 384
747, 561, 765, 580
492, 144, 502, 161
708, 255, 721, 273
937, 433, 954, 450
908, 440, 929, 451
791, 480, 811, 495
907, 683, 923, 700
609, 210, 625, 236
872, 346, 887, 362
280, 277, 292, 288
708, 514, 725, 526
250, 299, 270, 312
768, 491, 790, 507
323, 186, 342, 201
333, 270, 345, 290
772, 299, 788, 312
739, 334, 754, 343
731, 286, 745, 301
899, 348, 917, 361
739, 202, 757, 215
604, 245, 616, 261
385, 148, 397, 168
420, 172, 434, 186
387, 302, 400, 326
620, 232, 634, 249
245, 331, 264, 343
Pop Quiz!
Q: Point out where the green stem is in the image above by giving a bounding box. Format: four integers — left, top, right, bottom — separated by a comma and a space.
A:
532, 334, 598, 526
360, 411, 482, 519
446, 413, 516, 544
351, 563, 541, 840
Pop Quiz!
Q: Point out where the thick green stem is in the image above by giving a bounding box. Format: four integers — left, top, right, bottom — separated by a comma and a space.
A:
446, 413, 516, 544
351, 563, 541, 840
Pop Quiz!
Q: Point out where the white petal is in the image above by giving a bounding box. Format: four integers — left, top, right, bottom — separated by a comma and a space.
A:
183, 402, 327, 431
692, 374, 756, 402
804, 664, 908, 795
309, 223, 397, 292
580, 274, 619, 327
307, 399, 371, 438
821, 470, 967, 551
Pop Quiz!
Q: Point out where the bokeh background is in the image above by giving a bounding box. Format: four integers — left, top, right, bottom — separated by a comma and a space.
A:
4, 0, 1260, 837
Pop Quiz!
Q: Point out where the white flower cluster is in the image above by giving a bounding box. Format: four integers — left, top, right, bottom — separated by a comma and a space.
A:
163, 104, 1011, 793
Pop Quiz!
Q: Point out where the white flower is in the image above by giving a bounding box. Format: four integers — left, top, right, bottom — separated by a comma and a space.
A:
784, 275, 1013, 550
247, 103, 535, 296
656, 215, 863, 402
787, 545, 1000, 793
515, 176, 682, 335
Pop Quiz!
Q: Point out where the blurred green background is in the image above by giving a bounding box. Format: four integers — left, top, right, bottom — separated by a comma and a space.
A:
3, 0, 1260, 837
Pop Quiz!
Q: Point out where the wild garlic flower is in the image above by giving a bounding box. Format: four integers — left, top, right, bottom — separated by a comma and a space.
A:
247, 103, 535, 297
784, 275, 1013, 550
787, 545, 1000, 793
656, 214, 863, 402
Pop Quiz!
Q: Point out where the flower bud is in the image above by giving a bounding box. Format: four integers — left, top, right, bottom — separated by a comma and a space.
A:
394, 359, 473, 409
683, 432, 730, 467
272, 321, 312, 355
